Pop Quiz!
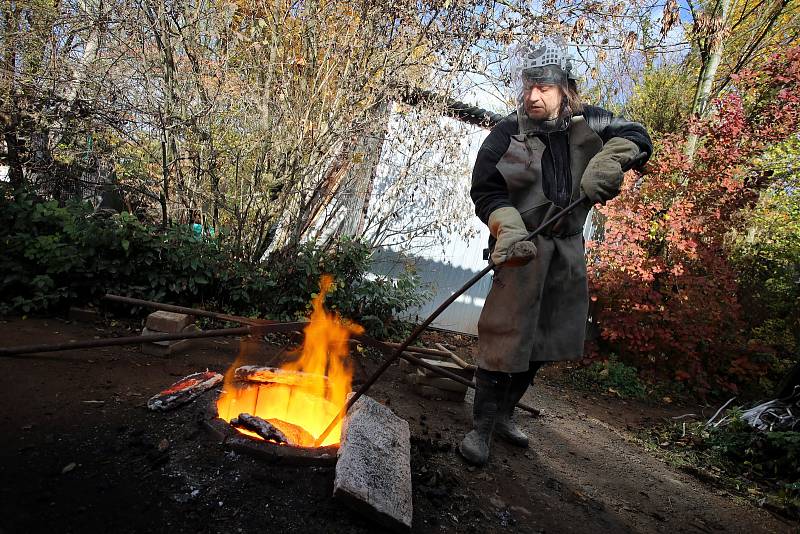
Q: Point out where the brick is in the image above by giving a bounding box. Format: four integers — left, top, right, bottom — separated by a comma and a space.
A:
140, 324, 198, 357
145, 311, 194, 333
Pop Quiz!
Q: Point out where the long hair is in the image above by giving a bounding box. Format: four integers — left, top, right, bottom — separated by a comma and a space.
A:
563, 79, 584, 116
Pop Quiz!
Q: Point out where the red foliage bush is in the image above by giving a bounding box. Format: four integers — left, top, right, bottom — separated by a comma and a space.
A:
586, 47, 800, 395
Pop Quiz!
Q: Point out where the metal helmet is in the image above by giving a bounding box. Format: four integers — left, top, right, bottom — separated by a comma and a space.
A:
511, 37, 578, 87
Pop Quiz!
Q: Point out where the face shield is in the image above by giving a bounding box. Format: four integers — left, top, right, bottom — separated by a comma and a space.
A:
509, 39, 578, 111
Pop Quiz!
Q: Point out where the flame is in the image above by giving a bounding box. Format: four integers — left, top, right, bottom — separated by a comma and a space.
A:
216, 275, 363, 447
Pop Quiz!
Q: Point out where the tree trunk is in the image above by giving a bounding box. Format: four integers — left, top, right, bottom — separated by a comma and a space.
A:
160, 137, 169, 227
685, 0, 733, 159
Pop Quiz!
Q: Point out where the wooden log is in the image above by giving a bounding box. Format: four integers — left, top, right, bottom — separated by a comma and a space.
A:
234, 365, 328, 386
231, 413, 289, 444
434, 343, 476, 371
147, 371, 223, 411
384, 341, 450, 359
334, 395, 412, 533
347, 335, 540, 416
267, 418, 316, 447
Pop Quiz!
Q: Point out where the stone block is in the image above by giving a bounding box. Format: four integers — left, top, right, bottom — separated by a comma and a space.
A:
140, 338, 191, 357
334, 395, 412, 533
145, 311, 194, 333
414, 372, 468, 393
140, 324, 198, 357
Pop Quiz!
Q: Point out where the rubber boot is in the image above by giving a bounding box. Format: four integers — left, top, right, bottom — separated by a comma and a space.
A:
494, 371, 532, 447
459, 371, 509, 466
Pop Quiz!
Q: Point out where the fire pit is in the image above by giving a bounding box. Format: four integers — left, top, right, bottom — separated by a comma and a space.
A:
201, 275, 362, 464
131, 274, 413, 530
203, 384, 339, 465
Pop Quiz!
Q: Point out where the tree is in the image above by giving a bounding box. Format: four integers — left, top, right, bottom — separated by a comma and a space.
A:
683, 0, 799, 156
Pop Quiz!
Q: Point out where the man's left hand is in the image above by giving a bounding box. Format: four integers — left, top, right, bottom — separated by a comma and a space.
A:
580, 137, 640, 205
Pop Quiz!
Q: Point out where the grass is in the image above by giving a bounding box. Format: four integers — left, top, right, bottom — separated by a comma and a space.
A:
568, 355, 648, 399
637, 413, 800, 520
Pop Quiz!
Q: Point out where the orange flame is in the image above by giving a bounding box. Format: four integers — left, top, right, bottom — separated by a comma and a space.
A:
216, 275, 363, 447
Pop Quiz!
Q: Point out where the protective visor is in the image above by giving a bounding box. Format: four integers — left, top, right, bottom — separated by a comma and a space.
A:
521, 65, 568, 87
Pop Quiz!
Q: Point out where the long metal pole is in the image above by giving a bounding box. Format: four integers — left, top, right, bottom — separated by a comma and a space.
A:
0, 327, 250, 356
313, 194, 591, 445
0, 322, 309, 357
316, 152, 650, 444
103, 294, 269, 326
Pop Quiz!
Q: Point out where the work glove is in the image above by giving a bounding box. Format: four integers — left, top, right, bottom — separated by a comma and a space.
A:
580, 137, 640, 205
488, 207, 537, 266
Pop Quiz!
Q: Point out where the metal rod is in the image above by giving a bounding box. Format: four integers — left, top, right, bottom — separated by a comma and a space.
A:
103, 294, 270, 326
0, 322, 309, 357
313, 196, 590, 445
0, 327, 250, 356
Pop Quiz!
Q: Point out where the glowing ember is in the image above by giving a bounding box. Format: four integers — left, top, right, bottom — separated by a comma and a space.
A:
216, 275, 363, 447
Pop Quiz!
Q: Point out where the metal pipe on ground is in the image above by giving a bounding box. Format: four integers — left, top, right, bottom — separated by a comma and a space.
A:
102, 294, 271, 326
0, 323, 309, 357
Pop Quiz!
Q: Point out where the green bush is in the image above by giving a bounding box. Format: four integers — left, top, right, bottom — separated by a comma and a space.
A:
727, 135, 800, 391
0, 190, 425, 339
570, 355, 648, 399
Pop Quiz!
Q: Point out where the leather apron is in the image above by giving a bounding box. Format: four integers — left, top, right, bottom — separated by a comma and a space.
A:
477, 116, 604, 372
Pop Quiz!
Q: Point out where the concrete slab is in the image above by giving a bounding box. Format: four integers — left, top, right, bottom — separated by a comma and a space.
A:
334, 395, 412, 533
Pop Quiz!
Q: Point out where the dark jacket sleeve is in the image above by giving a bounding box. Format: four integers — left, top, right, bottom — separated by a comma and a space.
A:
470, 116, 516, 224
582, 105, 653, 167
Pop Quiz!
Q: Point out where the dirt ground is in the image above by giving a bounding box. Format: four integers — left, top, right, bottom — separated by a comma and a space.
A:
0, 316, 796, 534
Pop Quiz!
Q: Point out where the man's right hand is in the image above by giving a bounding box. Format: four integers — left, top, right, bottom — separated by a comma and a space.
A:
488, 207, 537, 265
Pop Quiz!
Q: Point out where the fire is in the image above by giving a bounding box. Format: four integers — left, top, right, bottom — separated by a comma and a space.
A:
216, 275, 363, 447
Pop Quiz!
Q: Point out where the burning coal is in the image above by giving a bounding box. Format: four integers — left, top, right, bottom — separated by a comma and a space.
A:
216, 276, 363, 447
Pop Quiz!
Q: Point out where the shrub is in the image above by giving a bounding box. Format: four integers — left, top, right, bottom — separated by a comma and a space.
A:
0, 189, 425, 339
587, 47, 800, 396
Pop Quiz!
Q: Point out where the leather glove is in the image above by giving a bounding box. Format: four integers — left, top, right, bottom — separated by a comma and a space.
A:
580, 137, 640, 205
488, 207, 537, 265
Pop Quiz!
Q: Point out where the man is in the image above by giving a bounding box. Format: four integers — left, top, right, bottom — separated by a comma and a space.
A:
460, 39, 652, 466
